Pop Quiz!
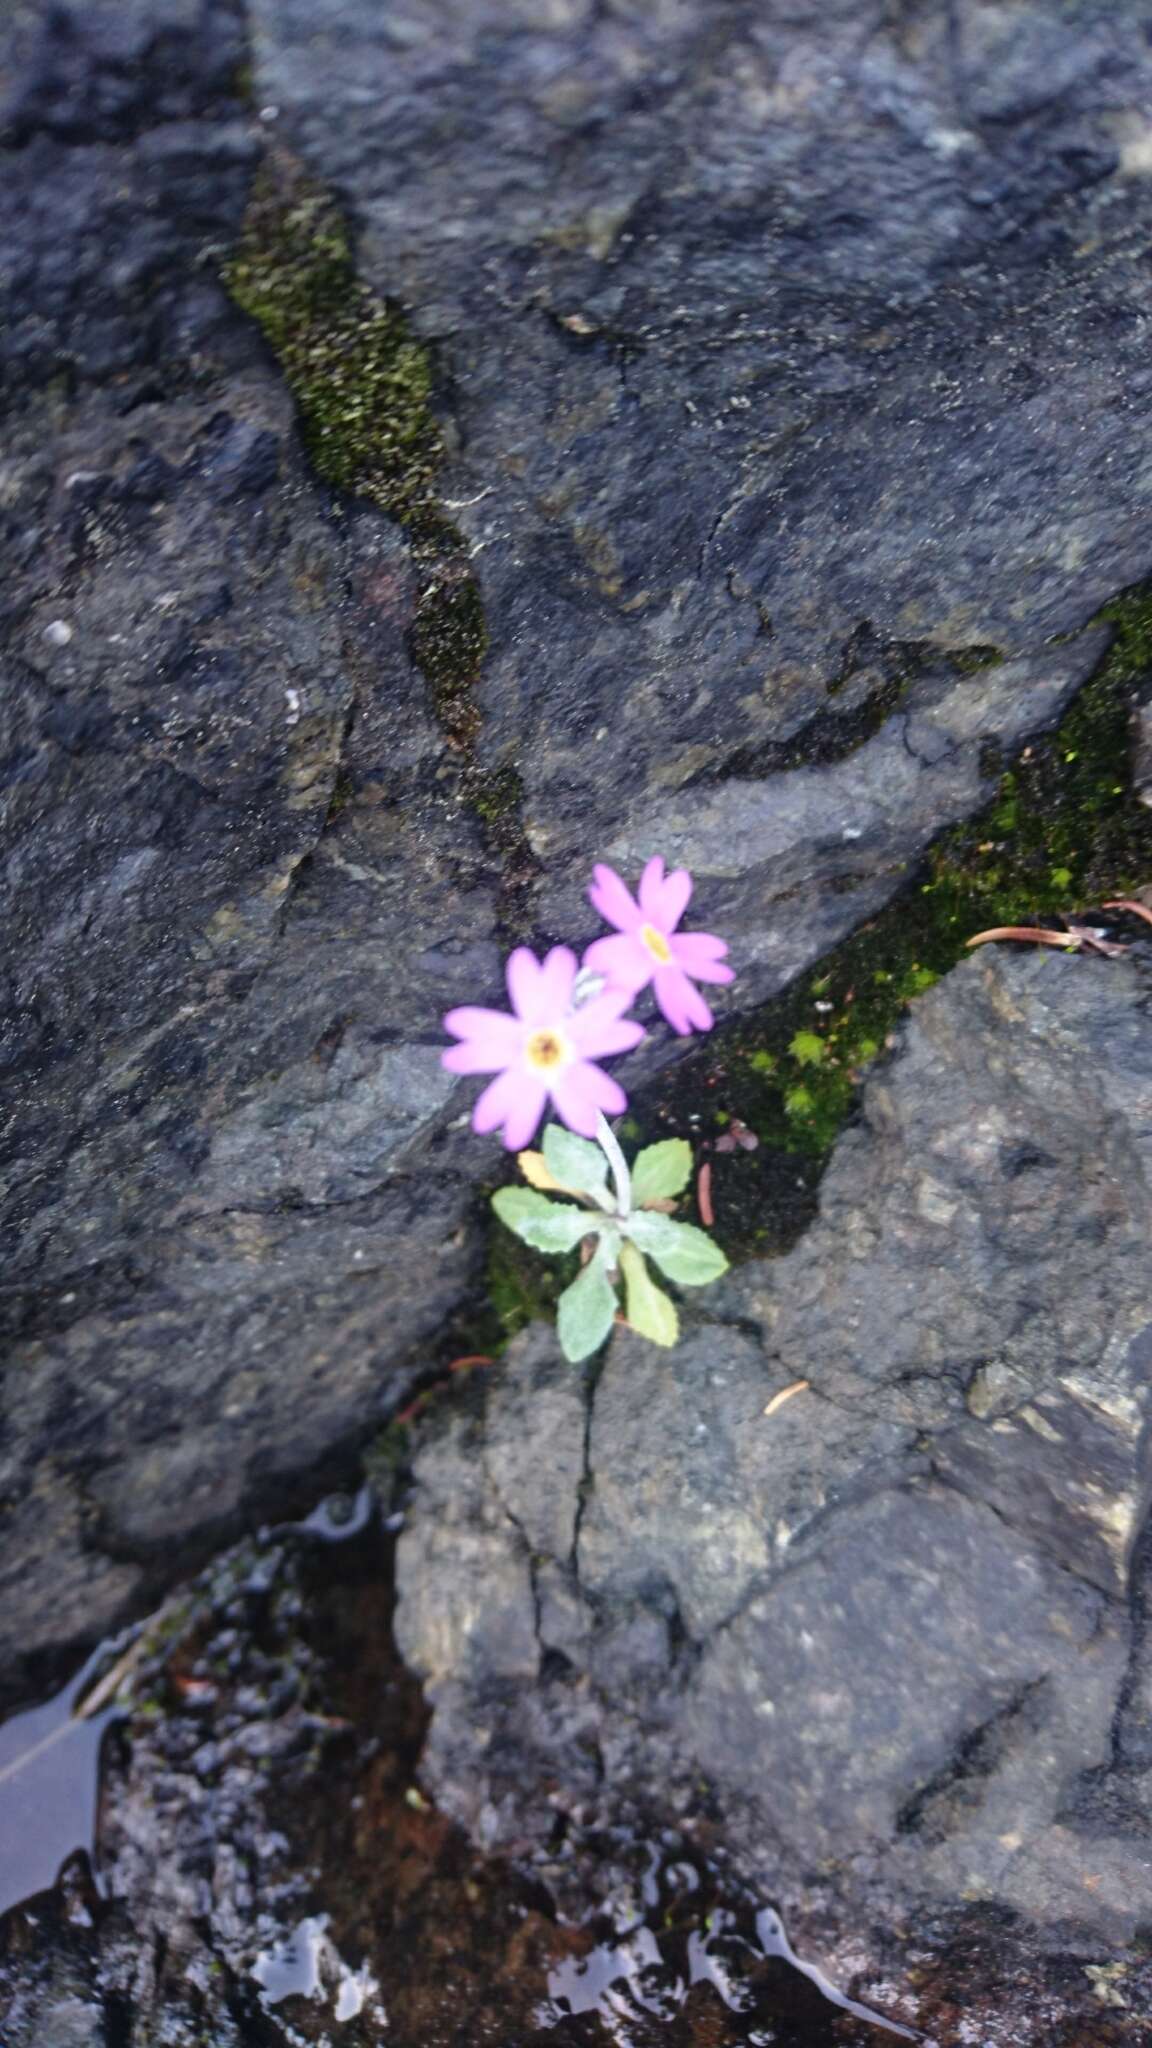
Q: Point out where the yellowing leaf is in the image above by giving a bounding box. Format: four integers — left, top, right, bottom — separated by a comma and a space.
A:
619, 1242, 679, 1347
518, 1150, 566, 1193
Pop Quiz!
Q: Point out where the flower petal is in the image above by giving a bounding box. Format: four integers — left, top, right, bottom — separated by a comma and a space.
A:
506, 947, 548, 1024
538, 945, 578, 1018
651, 864, 693, 933
472, 1067, 548, 1149
653, 965, 714, 1035
441, 1007, 524, 1071
588, 862, 642, 934
580, 1061, 629, 1116
499, 1079, 552, 1152
442, 1040, 500, 1075
583, 931, 652, 993
551, 1059, 627, 1135
670, 932, 735, 984
637, 855, 667, 921
570, 994, 646, 1059
670, 929, 728, 962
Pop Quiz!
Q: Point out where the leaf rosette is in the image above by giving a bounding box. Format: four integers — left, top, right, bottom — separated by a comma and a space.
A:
492, 1123, 728, 1362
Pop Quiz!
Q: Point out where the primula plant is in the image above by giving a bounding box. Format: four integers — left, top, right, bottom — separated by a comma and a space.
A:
442, 857, 734, 1362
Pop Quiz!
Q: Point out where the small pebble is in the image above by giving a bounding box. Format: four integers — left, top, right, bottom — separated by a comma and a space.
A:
43, 619, 73, 646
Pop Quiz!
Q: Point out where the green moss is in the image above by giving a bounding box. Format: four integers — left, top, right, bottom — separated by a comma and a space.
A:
410, 568, 489, 746
632, 580, 1152, 1257
223, 153, 444, 527
487, 1230, 569, 1346
788, 1029, 826, 1067
224, 151, 535, 894
925, 582, 1152, 921
420, 1202, 571, 1370
468, 761, 523, 831
461, 760, 542, 937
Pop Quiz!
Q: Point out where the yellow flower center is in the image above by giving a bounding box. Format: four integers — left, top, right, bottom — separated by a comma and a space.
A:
641, 923, 672, 965
525, 1027, 570, 1071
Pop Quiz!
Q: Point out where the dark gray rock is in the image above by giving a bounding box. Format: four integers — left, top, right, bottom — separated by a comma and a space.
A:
251, 0, 1152, 986
4, 0, 1152, 1761
395, 944, 1152, 2007
0, 3, 496, 1706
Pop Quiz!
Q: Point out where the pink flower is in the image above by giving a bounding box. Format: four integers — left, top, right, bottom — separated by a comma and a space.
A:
442, 945, 645, 1150
584, 856, 734, 1035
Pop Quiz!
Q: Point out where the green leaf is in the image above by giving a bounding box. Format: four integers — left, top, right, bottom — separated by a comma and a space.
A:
556, 1248, 618, 1363
619, 1242, 679, 1347
541, 1123, 611, 1205
492, 1186, 595, 1256
624, 1210, 729, 1287
630, 1137, 692, 1207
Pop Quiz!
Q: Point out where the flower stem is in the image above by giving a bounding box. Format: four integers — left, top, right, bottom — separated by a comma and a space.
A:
595, 1112, 631, 1220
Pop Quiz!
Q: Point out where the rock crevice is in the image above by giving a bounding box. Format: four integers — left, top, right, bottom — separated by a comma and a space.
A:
396, 945, 1152, 1961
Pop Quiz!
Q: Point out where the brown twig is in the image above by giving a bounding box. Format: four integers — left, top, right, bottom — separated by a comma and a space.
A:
1060, 920, 1130, 959
966, 926, 1080, 951
763, 1379, 810, 1419
697, 1160, 714, 1228
1104, 899, 1152, 929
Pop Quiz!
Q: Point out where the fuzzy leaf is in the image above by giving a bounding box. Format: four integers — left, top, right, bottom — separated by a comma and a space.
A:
492, 1186, 595, 1255
541, 1123, 612, 1205
624, 1210, 729, 1286
619, 1242, 679, 1347
557, 1248, 618, 1363
630, 1137, 693, 1207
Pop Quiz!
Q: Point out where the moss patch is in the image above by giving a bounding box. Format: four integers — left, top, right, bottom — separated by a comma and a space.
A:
224, 149, 534, 895
409, 564, 489, 748
463, 760, 542, 936
223, 152, 445, 529
632, 583, 1152, 1258
926, 584, 1152, 919
422, 1186, 574, 1370
467, 761, 526, 843
483, 1220, 574, 1349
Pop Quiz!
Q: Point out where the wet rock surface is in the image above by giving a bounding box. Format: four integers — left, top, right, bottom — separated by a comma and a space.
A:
4, 1, 1152, 2038
0, 0, 492, 1704
0, 1503, 931, 2047
251, 0, 1152, 968
396, 945, 1152, 2034
4, 0, 1152, 1687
